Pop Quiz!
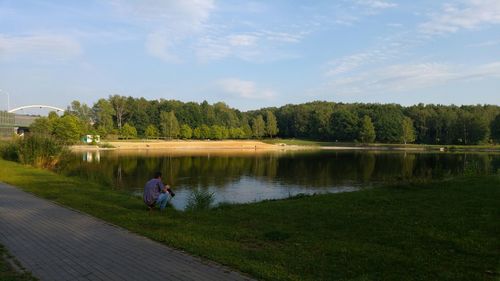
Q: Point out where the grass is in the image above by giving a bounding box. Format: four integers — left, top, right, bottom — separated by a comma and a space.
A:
0, 158, 499, 281
264, 138, 500, 151
0, 244, 37, 281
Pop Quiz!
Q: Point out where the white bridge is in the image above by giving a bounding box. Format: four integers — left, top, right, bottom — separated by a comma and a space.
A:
8, 105, 65, 113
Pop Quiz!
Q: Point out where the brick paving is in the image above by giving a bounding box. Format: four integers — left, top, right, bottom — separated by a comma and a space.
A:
0, 183, 254, 281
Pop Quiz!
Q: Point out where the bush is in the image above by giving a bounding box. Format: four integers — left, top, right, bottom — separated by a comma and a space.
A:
0, 135, 69, 168
0, 142, 20, 162
185, 189, 215, 211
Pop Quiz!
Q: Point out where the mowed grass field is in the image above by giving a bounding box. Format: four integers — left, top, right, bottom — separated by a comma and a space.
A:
0, 158, 499, 281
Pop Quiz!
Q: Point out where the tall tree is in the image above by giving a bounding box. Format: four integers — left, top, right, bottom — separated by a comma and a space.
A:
491, 114, 500, 144
401, 117, 416, 144
456, 111, 489, 144
210, 125, 224, 140
145, 124, 159, 139
372, 105, 404, 143
160, 111, 180, 139
359, 115, 376, 143
329, 109, 359, 141
126, 97, 151, 136
109, 95, 128, 130
30, 117, 53, 136
193, 127, 202, 139
53, 115, 82, 144
252, 115, 266, 139
200, 124, 211, 139
92, 98, 115, 135
180, 124, 193, 139
121, 123, 137, 139
266, 111, 279, 138
67, 100, 92, 123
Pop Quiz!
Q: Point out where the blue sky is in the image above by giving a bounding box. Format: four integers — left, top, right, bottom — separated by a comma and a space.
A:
0, 0, 499, 111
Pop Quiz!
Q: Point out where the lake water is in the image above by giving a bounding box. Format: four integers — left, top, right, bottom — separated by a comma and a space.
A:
63, 149, 500, 210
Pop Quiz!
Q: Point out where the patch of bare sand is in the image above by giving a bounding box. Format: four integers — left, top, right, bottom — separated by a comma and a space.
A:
71, 140, 308, 153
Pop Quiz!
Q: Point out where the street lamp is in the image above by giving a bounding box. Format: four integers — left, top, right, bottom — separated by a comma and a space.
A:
0, 89, 10, 111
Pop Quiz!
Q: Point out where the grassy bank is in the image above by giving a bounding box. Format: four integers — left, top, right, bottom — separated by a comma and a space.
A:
0, 159, 499, 281
264, 138, 500, 151
0, 244, 37, 281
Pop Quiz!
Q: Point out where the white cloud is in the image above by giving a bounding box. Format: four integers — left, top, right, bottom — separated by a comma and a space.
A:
261, 31, 305, 43
356, 0, 397, 10
467, 39, 500, 48
110, 0, 215, 62
111, 0, 214, 29
217, 78, 276, 100
145, 31, 180, 63
420, 0, 500, 35
109, 0, 305, 63
228, 34, 258, 47
196, 29, 304, 62
387, 23, 403, 28
326, 34, 417, 76
0, 34, 82, 61
325, 62, 500, 95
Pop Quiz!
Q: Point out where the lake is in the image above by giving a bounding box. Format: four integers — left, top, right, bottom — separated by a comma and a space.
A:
63, 149, 500, 210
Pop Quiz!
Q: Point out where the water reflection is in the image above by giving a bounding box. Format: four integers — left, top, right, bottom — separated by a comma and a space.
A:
62, 150, 500, 210
83, 151, 100, 163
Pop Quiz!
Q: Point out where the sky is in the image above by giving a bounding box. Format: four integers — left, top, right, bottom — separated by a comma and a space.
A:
0, 0, 499, 112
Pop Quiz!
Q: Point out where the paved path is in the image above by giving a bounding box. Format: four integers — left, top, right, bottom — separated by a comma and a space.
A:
0, 183, 254, 281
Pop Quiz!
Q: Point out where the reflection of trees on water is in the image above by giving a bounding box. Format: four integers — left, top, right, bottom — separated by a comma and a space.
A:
61, 151, 500, 191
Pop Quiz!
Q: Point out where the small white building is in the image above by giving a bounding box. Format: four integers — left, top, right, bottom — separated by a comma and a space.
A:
82, 135, 101, 144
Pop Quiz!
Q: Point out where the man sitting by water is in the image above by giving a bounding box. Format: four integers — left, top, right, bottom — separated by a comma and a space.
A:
143, 172, 175, 211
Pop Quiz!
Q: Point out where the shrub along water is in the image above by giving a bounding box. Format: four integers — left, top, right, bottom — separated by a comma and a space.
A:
0, 135, 69, 169
185, 189, 215, 211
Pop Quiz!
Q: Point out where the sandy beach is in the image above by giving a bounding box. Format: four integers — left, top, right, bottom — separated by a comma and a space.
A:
70, 140, 304, 152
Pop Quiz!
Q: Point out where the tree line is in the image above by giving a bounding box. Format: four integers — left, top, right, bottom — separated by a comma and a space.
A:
29, 96, 500, 145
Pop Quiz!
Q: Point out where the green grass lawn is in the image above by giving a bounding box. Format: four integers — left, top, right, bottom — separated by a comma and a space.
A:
0, 245, 37, 281
264, 138, 500, 151
0, 159, 499, 281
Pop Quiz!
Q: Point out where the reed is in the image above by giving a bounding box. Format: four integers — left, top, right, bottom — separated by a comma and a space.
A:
185, 189, 215, 211
0, 135, 69, 168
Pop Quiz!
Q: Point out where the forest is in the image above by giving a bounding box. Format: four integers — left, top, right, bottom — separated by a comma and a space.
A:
29, 95, 500, 145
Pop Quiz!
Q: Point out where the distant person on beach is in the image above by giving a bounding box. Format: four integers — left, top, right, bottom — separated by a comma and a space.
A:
143, 172, 175, 211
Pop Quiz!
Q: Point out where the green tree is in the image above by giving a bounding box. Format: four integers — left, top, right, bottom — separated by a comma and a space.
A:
200, 124, 211, 139
252, 115, 266, 139
373, 105, 404, 143
193, 127, 202, 139
92, 99, 115, 136
126, 97, 151, 136
109, 95, 128, 130
329, 109, 359, 141
229, 127, 245, 139
359, 115, 376, 143
145, 124, 159, 139
401, 117, 416, 144
180, 124, 193, 139
211, 125, 224, 140
491, 114, 500, 144
53, 115, 81, 144
241, 124, 252, 139
30, 117, 53, 136
456, 111, 489, 144
266, 111, 279, 138
160, 111, 180, 139
67, 100, 92, 121
121, 123, 137, 139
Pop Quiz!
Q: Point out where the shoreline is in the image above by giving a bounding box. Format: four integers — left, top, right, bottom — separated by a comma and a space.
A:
70, 139, 500, 153
70, 140, 310, 152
